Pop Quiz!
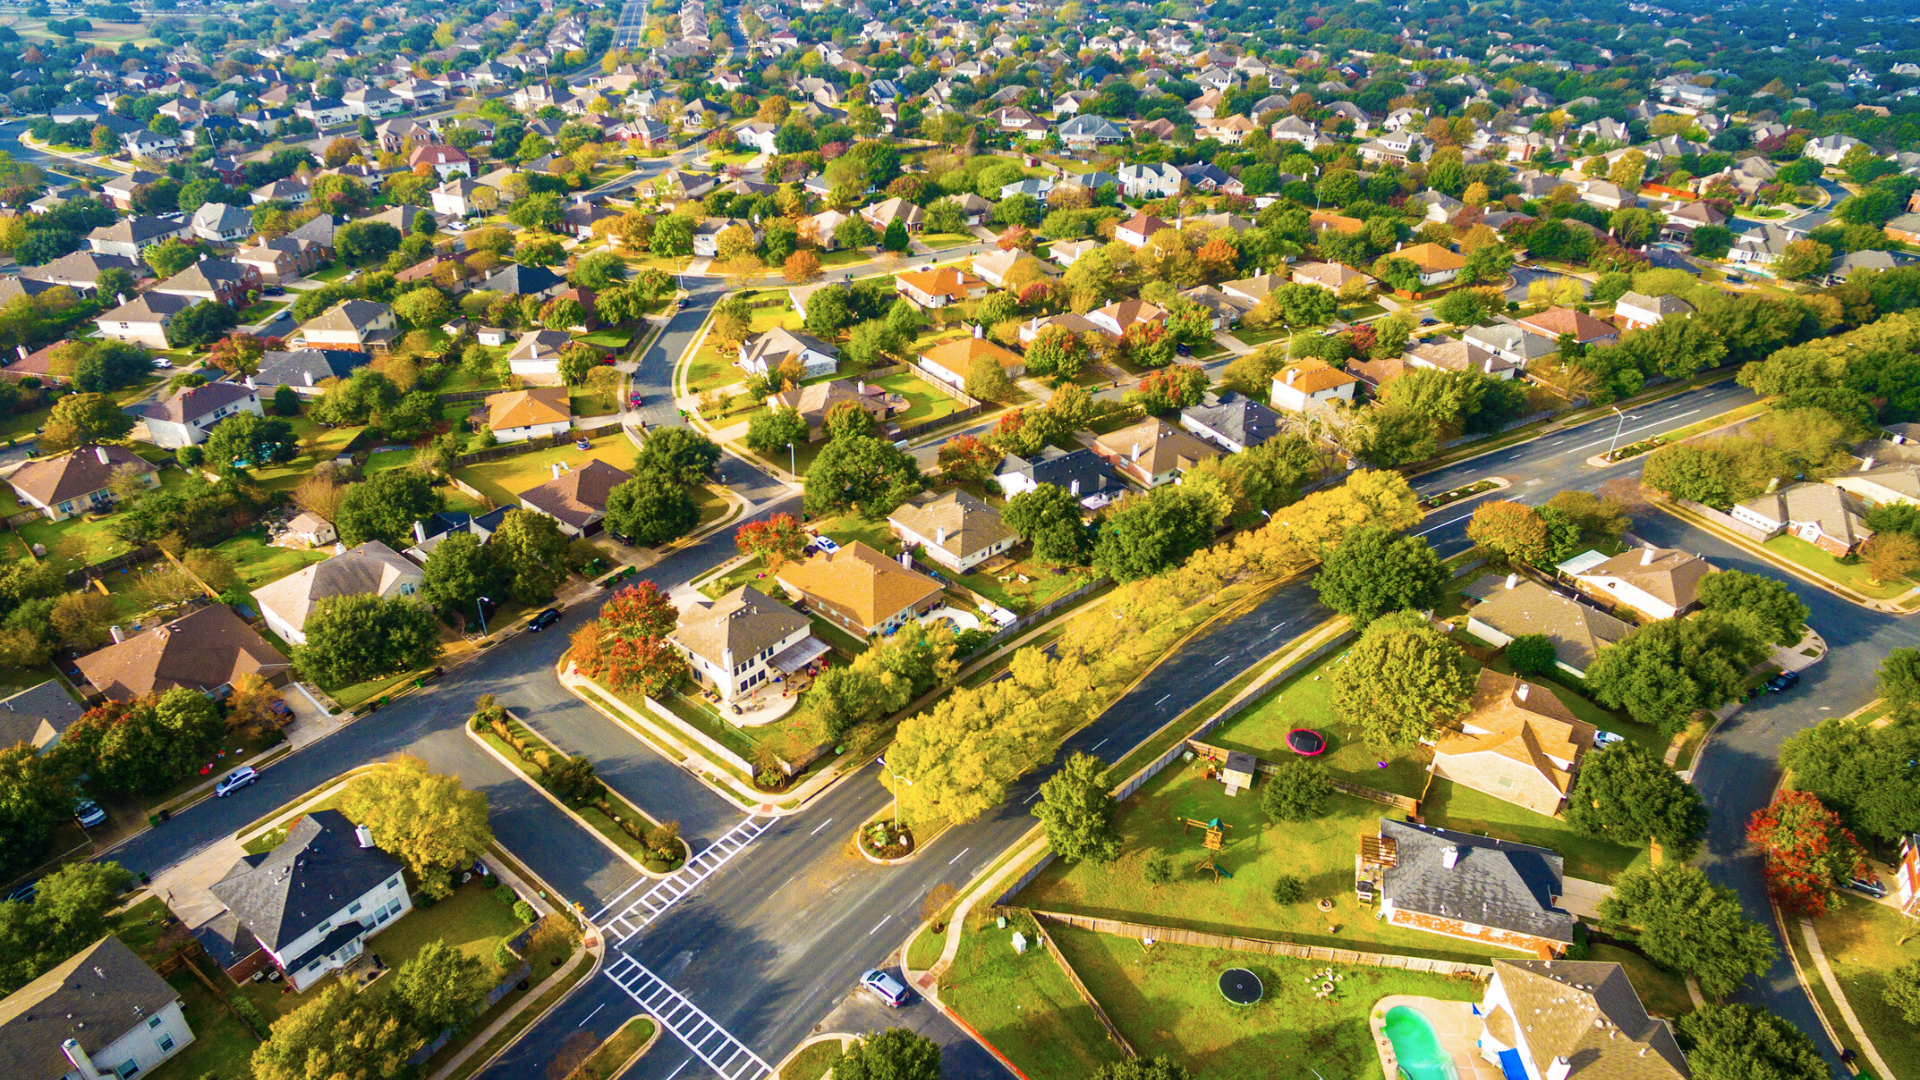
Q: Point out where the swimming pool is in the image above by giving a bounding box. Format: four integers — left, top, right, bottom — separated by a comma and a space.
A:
1382, 1006, 1460, 1080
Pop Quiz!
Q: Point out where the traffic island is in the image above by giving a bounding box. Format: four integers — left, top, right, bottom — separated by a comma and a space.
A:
856, 817, 916, 864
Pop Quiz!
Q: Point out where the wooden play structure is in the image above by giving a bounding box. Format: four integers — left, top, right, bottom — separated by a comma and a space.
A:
1182, 817, 1233, 851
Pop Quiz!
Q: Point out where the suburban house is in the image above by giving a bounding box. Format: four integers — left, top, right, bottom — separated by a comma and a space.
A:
1058, 114, 1125, 149
485, 387, 573, 443
151, 259, 260, 307
479, 264, 567, 299
1087, 298, 1168, 339
190, 202, 255, 242
1092, 418, 1222, 488
1291, 261, 1371, 293
0, 936, 194, 1080
1390, 243, 1467, 289
283, 512, 337, 548
1430, 670, 1595, 818
1271, 360, 1358, 412
971, 249, 1046, 289
1570, 546, 1714, 621
255, 348, 369, 398
1613, 291, 1694, 331
95, 292, 194, 349
409, 143, 473, 180
251, 541, 424, 645
7, 445, 158, 522
235, 237, 326, 284
505, 329, 573, 382
295, 300, 397, 353
691, 218, 760, 259
916, 335, 1024, 391
1518, 307, 1620, 348
1731, 482, 1873, 557
199, 810, 411, 991
775, 541, 945, 638
431, 178, 496, 218
1464, 322, 1560, 370
738, 327, 838, 380
1466, 575, 1632, 679
1830, 458, 1920, 508
669, 586, 819, 702
1475, 959, 1689, 1080
1115, 212, 1170, 248
87, 216, 189, 259
860, 197, 924, 234
1180, 394, 1280, 454
1365, 818, 1574, 956
139, 381, 265, 449
517, 459, 632, 537
75, 604, 291, 703
0, 681, 84, 753
894, 267, 988, 309
769, 379, 898, 440
994, 447, 1123, 506
887, 490, 1018, 574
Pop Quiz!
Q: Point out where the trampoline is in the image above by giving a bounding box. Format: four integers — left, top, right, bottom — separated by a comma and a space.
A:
1287, 728, 1327, 756
1219, 968, 1263, 1005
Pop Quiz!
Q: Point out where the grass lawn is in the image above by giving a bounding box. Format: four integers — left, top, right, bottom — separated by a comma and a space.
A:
578, 329, 633, 348
1586, 943, 1693, 1020
1760, 535, 1915, 600
917, 232, 975, 250
694, 484, 729, 530
1231, 325, 1291, 347
110, 896, 179, 966
307, 263, 353, 283
253, 415, 363, 491
17, 511, 135, 573
870, 371, 961, 426
0, 403, 51, 444
236, 299, 289, 324
812, 513, 896, 554
685, 301, 804, 396
1055, 924, 1484, 1080
455, 434, 637, 507
570, 385, 621, 417
576, 1016, 656, 1080
956, 557, 1097, 615
939, 910, 1119, 1080
1422, 778, 1647, 884
145, 970, 261, 1080
331, 668, 431, 710
438, 365, 510, 395
212, 529, 333, 590
1019, 768, 1511, 967
781, 1040, 842, 1080
1811, 891, 1920, 1080
749, 437, 823, 476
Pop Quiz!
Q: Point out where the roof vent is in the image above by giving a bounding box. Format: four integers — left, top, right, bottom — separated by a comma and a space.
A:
1442, 845, 1460, 870
1641, 546, 1657, 566
355, 824, 375, 848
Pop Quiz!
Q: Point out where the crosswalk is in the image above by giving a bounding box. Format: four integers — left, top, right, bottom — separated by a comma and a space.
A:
592, 815, 771, 944
605, 955, 773, 1080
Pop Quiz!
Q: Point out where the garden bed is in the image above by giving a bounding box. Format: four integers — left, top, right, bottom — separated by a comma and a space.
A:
473, 712, 684, 873
858, 818, 914, 860
1419, 479, 1499, 509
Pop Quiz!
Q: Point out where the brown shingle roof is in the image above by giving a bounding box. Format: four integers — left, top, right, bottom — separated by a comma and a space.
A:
920, 336, 1023, 374
1432, 670, 1593, 813
1575, 547, 1714, 612
888, 490, 1017, 561
1396, 242, 1467, 272
668, 585, 809, 668
487, 386, 572, 430
7, 445, 157, 508
1519, 306, 1618, 342
1492, 958, 1690, 1079
1468, 578, 1631, 672
1094, 417, 1223, 476
775, 541, 943, 633
517, 458, 631, 529
74, 603, 289, 701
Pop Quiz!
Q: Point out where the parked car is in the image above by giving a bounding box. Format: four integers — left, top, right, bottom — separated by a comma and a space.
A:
1592, 730, 1627, 749
1765, 670, 1801, 693
860, 968, 910, 1007
215, 766, 258, 797
1848, 875, 1887, 899
152, 358, 173, 369
6, 880, 36, 904
810, 536, 841, 554
528, 608, 562, 632
73, 797, 106, 828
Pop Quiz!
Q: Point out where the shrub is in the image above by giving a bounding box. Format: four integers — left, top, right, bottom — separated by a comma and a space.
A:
494, 884, 518, 907
512, 900, 535, 924
493, 940, 516, 968
1507, 633, 1558, 676
1272, 874, 1306, 904
1260, 758, 1333, 821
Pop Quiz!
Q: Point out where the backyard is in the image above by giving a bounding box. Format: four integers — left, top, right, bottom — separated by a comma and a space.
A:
13, 467, 196, 573
252, 414, 365, 491
454, 433, 637, 507
212, 528, 333, 589
869, 370, 964, 427
954, 556, 1098, 616
1760, 534, 1917, 600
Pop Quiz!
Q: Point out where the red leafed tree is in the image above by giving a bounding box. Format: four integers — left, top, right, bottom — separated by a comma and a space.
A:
569, 620, 607, 675
602, 634, 688, 698
1346, 324, 1376, 356
735, 512, 809, 568
205, 333, 284, 374
998, 225, 1035, 251
1747, 790, 1866, 918
598, 581, 678, 642
936, 434, 1000, 483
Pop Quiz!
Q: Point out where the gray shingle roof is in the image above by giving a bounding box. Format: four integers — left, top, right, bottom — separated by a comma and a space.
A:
1182, 395, 1279, 450
1378, 818, 1573, 945
140, 380, 257, 424
0, 936, 179, 1079
208, 809, 402, 952
669, 586, 809, 669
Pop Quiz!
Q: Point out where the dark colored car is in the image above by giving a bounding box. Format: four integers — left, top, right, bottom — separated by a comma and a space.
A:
1765, 670, 1801, 693
1849, 875, 1887, 899
528, 608, 562, 632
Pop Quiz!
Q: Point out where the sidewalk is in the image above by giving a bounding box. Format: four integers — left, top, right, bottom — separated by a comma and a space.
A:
1657, 501, 1920, 614
1799, 918, 1895, 1080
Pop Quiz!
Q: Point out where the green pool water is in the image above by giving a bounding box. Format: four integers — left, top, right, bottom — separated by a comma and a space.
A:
1382, 1005, 1460, 1080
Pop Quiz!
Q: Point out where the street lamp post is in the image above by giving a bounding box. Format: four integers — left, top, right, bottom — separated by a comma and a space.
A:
787, 441, 796, 475
878, 756, 912, 828
475, 596, 491, 638
1606, 406, 1634, 455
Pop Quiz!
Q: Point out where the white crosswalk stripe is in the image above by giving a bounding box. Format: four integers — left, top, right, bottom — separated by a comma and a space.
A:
604, 955, 773, 1080
592, 816, 771, 944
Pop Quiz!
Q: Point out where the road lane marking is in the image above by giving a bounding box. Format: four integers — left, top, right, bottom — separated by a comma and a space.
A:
809, 817, 834, 836
1090, 738, 1108, 751
1414, 513, 1475, 537
1154, 693, 1171, 707
579, 1003, 606, 1026
1568, 410, 1701, 453
949, 847, 971, 865
667, 1061, 691, 1080
1023, 790, 1041, 804
869, 915, 891, 935
605, 956, 771, 1080
594, 816, 773, 943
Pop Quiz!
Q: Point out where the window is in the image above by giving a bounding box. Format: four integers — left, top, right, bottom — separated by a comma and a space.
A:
387, 876, 400, 890
317, 921, 331, 934
348, 901, 362, 914
115, 1060, 139, 1079
158, 1034, 175, 1053
147, 1016, 162, 1029
386, 899, 403, 916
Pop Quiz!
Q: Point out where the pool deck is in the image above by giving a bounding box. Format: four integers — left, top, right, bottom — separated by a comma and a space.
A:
1371, 996, 1505, 1080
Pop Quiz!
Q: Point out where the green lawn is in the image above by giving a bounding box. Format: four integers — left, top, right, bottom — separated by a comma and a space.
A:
1055, 924, 1484, 1080
916, 231, 975, 250
870, 371, 961, 427
17, 510, 136, 573
1422, 778, 1647, 884
955, 556, 1097, 616
253, 414, 364, 491
577, 330, 633, 348
454, 433, 636, 507
570, 386, 621, 417
781, 1040, 842, 1080
1761, 534, 1915, 600
1812, 891, 1920, 1080
438, 365, 511, 395
109, 896, 178, 966
331, 668, 431, 710
145, 970, 261, 1080
1020, 769, 1512, 967
939, 910, 1120, 1080
748, 436, 824, 476
0, 403, 52, 444
236, 299, 289, 324
576, 1016, 656, 1080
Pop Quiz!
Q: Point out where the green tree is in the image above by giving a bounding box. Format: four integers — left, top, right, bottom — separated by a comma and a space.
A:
1091, 487, 1215, 582
296, 595, 442, 686
833, 1029, 941, 1080
1779, 718, 1920, 844
1566, 743, 1709, 856
745, 407, 809, 454
1003, 483, 1093, 566
336, 220, 403, 265
965, 353, 1016, 401
633, 426, 721, 487
1586, 612, 1770, 739
1332, 611, 1475, 749
1599, 864, 1775, 998
1311, 524, 1448, 625
1883, 647, 1920, 725
1091, 1058, 1192, 1080
1260, 757, 1333, 821
145, 238, 204, 278
1676, 1003, 1826, 1080
164, 300, 238, 348
0, 860, 134, 994
273, 384, 300, 416
1505, 634, 1557, 675
1887, 962, 1920, 1025
1640, 444, 1750, 508
487, 509, 570, 603
803, 434, 921, 517
1696, 569, 1808, 647
40, 392, 136, 451
203, 412, 298, 474
605, 473, 697, 545
421, 531, 502, 624
341, 754, 492, 896
335, 470, 446, 548
389, 939, 486, 1035
1033, 752, 1120, 863
252, 985, 418, 1080
651, 214, 695, 256
0, 745, 68, 880
1466, 500, 1553, 565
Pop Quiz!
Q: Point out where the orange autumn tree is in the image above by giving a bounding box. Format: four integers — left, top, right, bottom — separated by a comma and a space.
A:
569, 581, 687, 697
734, 513, 809, 570
1747, 790, 1866, 918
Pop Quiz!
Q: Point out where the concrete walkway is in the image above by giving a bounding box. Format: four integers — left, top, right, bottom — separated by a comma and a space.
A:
1800, 918, 1896, 1080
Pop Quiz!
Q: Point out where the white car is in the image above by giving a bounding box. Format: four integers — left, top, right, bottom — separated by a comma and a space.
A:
215, 766, 258, 797
1593, 730, 1627, 749
447, 221, 468, 233
152, 358, 173, 369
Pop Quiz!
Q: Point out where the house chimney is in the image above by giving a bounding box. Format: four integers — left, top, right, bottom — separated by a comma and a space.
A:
1130, 442, 1141, 462
935, 526, 946, 545
1516, 682, 1529, 702
1442, 845, 1460, 869
244, 375, 255, 390
1070, 479, 1080, 496
413, 520, 427, 545
95, 446, 110, 465
1766, 476, 1780, 492
1285, 367, 1298, 385
354, 824, 375, 848
116, 293, 127, 306
1546, 1058, 1573, 1080
303, 370, 314, 387
899, 551, 913, 569
1641, 546, 1657, 566
857, 380, 866, 394
552, 462, 563, 480
14, 345, 24, 359
1504, 573, 1519, 590
62, 1038, 104, 1079
109, 625, 125, 644
973, 322, 983, 339
1861, 456, 1875, 471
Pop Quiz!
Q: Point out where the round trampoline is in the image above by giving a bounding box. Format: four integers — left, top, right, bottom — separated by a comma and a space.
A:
1287, 728, 1327, 756
1219, 968, 1263, 1005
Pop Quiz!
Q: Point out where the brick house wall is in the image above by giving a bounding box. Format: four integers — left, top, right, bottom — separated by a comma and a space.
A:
1386, 908, 1565, 956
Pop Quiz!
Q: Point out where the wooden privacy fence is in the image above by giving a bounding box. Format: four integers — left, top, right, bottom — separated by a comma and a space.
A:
1028, 910, 1494, 979
450, 422, 625, 466
436, 388, 500, 404
1185, 739, 1420, 815
1026, 913, 1135, 1059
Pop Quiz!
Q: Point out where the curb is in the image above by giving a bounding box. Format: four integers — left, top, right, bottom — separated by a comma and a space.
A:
1656, 502, 1916, 614
771, 1033, 855, 1079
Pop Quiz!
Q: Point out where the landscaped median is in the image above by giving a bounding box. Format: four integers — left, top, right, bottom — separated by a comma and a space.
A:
466, 703, 689, 875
